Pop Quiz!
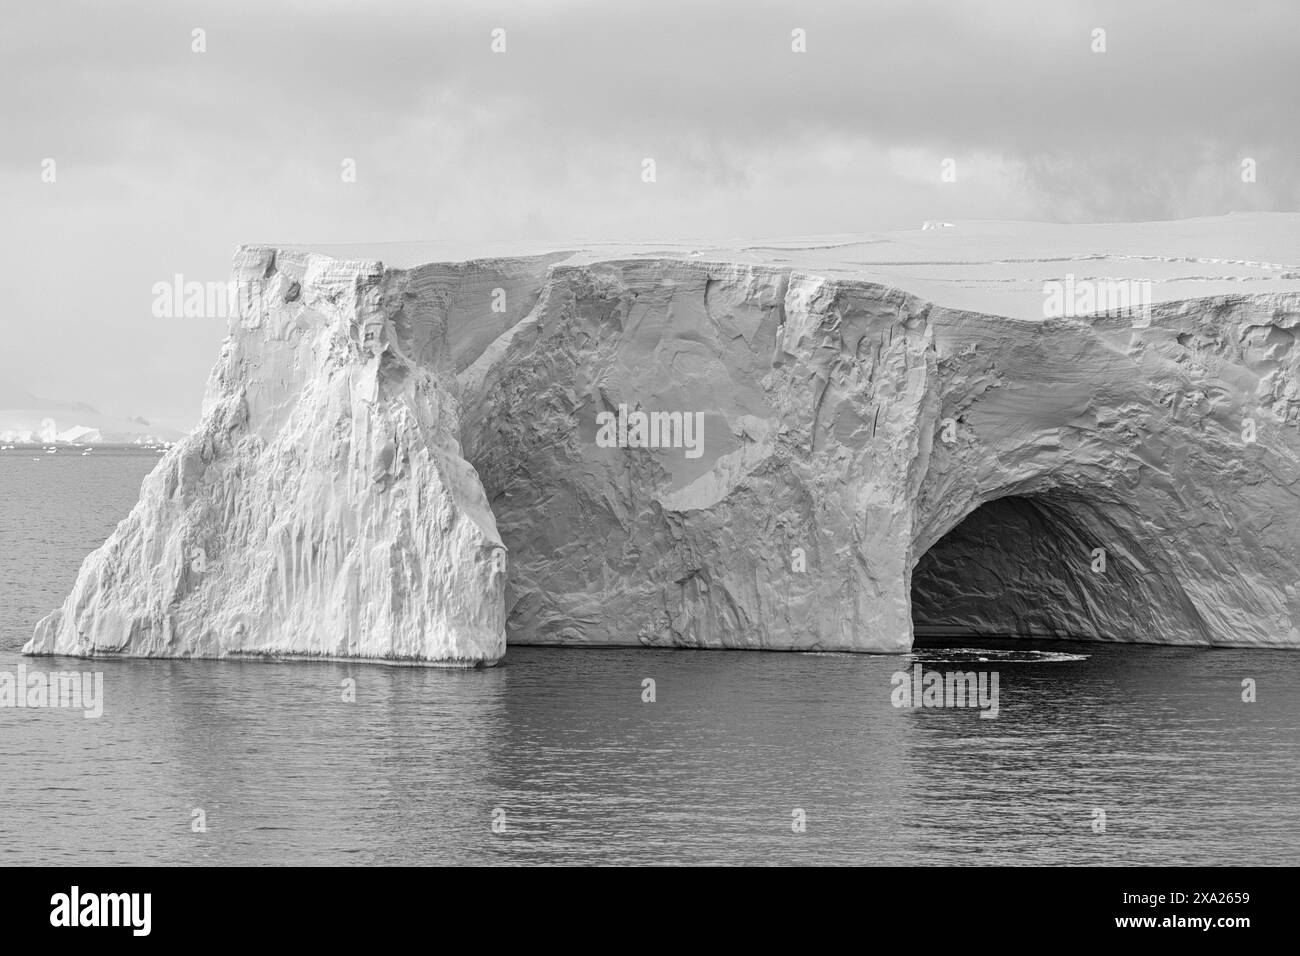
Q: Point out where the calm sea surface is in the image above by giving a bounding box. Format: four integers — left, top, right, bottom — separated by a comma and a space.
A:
1, 451, 1297, 865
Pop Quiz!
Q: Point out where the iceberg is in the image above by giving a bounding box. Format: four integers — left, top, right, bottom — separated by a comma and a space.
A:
26, 215, 1300, 662
57, 425, 103, 444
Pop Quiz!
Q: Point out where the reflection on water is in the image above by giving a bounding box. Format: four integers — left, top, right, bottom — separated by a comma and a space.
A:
2, 454, 1297, 865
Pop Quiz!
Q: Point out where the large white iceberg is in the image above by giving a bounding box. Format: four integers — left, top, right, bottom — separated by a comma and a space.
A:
26, 215, 1300, 662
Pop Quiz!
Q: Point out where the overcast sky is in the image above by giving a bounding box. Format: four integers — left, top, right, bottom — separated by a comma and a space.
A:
2, 0, 1296, 428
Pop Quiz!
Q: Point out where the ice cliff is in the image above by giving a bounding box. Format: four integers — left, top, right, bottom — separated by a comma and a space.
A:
27, 249, 524, 664
26, 216, 1300, 662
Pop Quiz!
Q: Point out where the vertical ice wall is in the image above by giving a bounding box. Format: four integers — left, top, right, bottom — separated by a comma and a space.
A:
27, 248, 508, 664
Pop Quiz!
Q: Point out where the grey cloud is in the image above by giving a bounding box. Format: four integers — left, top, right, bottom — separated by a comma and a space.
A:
1, 0, 1296, 425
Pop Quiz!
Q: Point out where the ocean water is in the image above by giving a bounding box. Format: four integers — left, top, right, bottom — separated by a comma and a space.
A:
1, 451, 1297, 865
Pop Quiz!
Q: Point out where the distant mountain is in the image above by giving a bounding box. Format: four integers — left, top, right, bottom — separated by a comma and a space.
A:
0, 384, 98, 414
0, 381, 183, 444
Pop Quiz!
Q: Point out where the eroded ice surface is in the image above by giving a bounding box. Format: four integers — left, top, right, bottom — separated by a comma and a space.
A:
27, 215, 1300, 661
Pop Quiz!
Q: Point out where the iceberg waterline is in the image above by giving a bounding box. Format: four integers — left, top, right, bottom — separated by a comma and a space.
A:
25, 224, 1300, 662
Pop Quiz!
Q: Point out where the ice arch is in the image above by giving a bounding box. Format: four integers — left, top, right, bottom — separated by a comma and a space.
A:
909, 494, 1210, 643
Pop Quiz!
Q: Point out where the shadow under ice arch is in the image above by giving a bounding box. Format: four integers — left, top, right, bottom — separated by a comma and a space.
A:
909, 492, 1214, 644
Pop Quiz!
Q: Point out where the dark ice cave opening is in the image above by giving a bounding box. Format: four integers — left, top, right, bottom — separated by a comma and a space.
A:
909, 494, 1114, 647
